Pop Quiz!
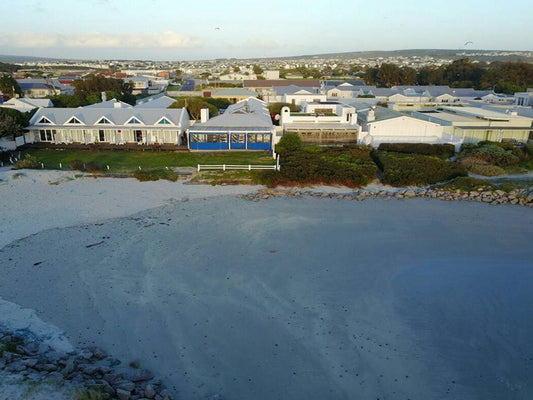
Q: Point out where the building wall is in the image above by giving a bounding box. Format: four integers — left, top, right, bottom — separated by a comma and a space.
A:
29, 127, 186, 145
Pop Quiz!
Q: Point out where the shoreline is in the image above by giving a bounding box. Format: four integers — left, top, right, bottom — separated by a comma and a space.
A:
1, 168, 532, 399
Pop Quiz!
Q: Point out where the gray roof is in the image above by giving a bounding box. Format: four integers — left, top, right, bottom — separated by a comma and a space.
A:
274, 85, 321, 95
83, 99, 133, 109
29, 107, 187, 127
212, 88, 257, 97
135, 95, 176, 109
189, 97, 273, 131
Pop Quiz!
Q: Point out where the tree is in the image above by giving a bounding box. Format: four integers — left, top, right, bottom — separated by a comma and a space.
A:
399, 67, 417, 85
0, 62, 19, 74
0, 108, 35, 139
0, 74, 22, 98
253, 65, 264, 75
376, 63, 401, 87
169, 97, 218, 120
364, 67, 378, 85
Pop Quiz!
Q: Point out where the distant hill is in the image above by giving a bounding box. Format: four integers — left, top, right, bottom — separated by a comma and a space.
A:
273, 49, 533, 63
0, 54, 66, 63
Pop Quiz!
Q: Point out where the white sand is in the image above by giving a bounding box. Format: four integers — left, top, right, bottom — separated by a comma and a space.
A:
0, 168, 262, 249
1, 169, 533, 400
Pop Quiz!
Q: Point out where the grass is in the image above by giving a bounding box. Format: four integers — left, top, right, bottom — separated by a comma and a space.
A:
22, 149, 274, 173
191, 170, 259, 185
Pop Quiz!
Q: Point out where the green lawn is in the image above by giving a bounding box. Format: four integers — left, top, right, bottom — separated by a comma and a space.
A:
23, 149, 274, 173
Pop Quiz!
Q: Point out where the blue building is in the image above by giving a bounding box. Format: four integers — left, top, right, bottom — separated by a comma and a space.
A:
188, 97, 275, 151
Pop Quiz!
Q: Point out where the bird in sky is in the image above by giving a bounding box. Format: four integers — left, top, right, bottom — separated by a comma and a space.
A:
215, 27, 221, 30
464, 41, 473, 46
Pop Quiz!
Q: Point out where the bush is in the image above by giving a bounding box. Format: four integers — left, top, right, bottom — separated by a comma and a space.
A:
71, 159, 85, 171
275, 133, 302, 154
86, 161, 104, 173
258, 145, 377, 188
378, 143, 455, 159
14, 154, 39, 169
374, 151, 467, 186
133, 169, 178, 182
459, 143, 520, 166
468, 163, 506, 176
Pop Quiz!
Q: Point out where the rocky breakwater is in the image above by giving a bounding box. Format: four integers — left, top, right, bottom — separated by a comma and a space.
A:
239, 187, 533, 207
0, 327, 174, 400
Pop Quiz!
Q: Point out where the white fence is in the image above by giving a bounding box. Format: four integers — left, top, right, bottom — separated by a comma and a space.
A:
197, 164, 280, 172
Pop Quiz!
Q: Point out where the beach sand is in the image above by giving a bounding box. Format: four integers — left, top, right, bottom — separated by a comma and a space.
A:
1, 170, 532, 400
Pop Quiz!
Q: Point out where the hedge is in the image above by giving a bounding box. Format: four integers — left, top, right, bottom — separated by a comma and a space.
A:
377, 143, 455, 159
258, 145, 377, 188
374, 151, 467, 186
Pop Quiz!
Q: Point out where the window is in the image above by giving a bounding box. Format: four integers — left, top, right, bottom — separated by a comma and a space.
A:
157, 117, 171, 125
38, 116, 52, 124
97, 117, 112, 124
134, 130, 143, 142
66, 117, 82, 124
231, 133, 245, 143
39, 129, 55, 141
127, 117, 142, 124
99, 130, 105, 142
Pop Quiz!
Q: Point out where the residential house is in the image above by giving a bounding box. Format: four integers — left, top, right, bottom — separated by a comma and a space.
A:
188, 97, 275, 151
0, 97, 53, 113
243, 79, 321, 102
280, 101, 359, 144
203, 88, 258, 104
515, 90, 533, 106
25, 107, 190, 145
357, 106, 453, 148
16, 79, 59, 98
275, 85, 327, 106
412, 106, 533, 143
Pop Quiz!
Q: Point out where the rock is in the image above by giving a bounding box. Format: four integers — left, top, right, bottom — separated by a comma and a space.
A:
144, 384, 156, 399
78, 363, 101, 375
92, 347, 107, 360
79, 349, 93, 360
1, 351, 20, 362
128, 369, 154, 382
116, 388, 131, 400
116, 380, 136, 392
404, 190, 416, 198
22, 358, 39, 367
103, 372, 124, 384
5, 360, 27, 372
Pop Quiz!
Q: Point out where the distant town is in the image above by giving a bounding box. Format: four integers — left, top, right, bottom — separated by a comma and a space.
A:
0, 48, 532, 157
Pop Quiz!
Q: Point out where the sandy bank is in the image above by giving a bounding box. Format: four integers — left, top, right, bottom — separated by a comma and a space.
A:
0, 168, 263, 249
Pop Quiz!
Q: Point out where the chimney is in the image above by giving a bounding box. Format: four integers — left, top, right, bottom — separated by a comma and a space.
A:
101, 91, 107, 102
200, 108, 209, 123
367, 109, 375, 122
114, 100, 121, 108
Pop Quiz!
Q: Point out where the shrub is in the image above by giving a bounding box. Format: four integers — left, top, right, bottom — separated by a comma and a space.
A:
459, 143, 520, 166
71, 159, 85, 171
374, 151, 467, 186
133, 169, 178, 182
14, 154, 39, 169
275, 133, 302, 154
86, 161, 104, 173
468, 163, 506, 176
378, 143, 455, 159
258, 144, 377, 188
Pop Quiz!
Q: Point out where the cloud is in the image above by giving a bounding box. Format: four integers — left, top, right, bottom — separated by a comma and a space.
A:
0, 31, 202, 49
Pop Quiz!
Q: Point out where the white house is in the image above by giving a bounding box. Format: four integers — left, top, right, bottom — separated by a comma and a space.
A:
515, 90, 533, 106
0, 97, 53, 112
275, 85, 327, 106
357, 107, 455, 148
412, 106, 533, 144
280, 101, 359, 144
25, 107, 190, 145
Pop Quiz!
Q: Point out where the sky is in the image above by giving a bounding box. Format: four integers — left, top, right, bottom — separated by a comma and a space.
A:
1, 0, 532, 61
